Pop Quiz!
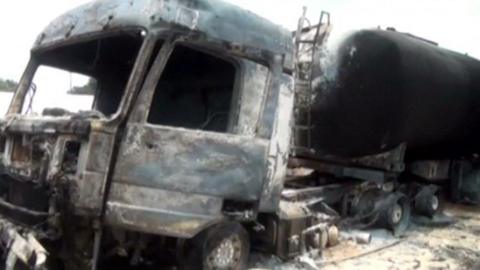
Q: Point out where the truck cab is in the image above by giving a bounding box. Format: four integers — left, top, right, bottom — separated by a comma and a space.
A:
2, 0, 456, 269
0, 0, 299, 268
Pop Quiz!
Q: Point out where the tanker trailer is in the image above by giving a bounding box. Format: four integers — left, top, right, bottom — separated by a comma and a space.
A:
289, 27, 480, 234
304, 29, 480, 161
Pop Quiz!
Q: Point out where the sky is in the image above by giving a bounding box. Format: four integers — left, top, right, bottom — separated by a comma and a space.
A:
0, 0, 479, 114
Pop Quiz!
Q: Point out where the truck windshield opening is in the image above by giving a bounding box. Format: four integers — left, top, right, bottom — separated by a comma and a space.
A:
23, 32, 144, 117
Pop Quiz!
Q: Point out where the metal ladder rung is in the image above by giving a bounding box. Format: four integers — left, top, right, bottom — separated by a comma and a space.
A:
293, 9, 331, 152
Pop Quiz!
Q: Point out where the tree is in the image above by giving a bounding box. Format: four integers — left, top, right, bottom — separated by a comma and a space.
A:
67, 79, 97, 95
0, 78, 18, 92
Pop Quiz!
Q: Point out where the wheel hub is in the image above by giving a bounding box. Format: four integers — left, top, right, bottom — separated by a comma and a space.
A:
207, 236, 241, 269
391, 203, 403, 224
431, 195, 439, 211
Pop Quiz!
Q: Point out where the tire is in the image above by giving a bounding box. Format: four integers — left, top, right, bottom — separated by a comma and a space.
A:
414, 186, 440, 218
382, 193, 411, 236
180, 222, 250, 270
415, 193, 439, 218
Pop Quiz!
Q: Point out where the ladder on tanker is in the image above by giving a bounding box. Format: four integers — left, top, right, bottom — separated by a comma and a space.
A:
292, 8, 332, 156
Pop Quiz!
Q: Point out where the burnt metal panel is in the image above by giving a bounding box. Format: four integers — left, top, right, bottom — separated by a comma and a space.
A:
70, 171, 105, 216
409, 160, 451, 181
105, 183, 223, 238
235, 61, 270, 136
308, 29, 480, 159
71, 129, 116, 216
85, 132, 114, 173
259, 74, 295, 212
293, 143, 407, 173
34, 0, 293, 61
113, 124, 268, 202
1, 117, 90, 136
258, 56, 284, 139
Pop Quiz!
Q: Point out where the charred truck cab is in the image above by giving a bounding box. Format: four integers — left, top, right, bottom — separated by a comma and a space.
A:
2, 0, 479, 269
0, 0, 297, 269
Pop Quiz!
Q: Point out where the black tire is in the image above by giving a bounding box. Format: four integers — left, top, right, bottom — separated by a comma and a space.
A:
415, 193, 439, 218
414, 186, 440, 218
180, 222, 250, 270
375, 192, 410, 236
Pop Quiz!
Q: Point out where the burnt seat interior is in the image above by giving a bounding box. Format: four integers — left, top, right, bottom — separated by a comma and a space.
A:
147, 45, 237, 133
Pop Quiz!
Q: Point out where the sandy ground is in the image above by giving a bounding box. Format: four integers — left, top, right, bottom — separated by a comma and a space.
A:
250, 204, 480, 270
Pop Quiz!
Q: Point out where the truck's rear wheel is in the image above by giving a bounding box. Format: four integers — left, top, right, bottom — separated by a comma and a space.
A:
383, 193, 411, 236
414, 186, 441, 218
180, 222, 249, 270
389, 203, 403, 225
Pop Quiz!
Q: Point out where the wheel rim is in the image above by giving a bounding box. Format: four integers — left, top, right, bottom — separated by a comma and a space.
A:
206, 235, 242, 269
430, 195, 439, 211
390, 203, 403, 224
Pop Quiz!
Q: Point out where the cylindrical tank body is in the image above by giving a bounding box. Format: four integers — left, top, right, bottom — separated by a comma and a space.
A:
310, 29, 480, 160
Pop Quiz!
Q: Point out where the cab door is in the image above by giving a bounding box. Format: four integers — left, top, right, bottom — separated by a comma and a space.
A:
105, 39, 272, 238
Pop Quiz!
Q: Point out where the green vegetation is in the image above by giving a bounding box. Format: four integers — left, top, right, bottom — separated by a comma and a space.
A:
68, 79, 97, 95
0, 78, 17, 92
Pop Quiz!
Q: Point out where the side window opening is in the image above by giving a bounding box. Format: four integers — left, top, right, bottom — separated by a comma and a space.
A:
147, 45, 237, 133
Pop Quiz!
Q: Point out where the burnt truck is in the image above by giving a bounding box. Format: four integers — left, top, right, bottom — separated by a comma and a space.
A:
1, 0, 480, 269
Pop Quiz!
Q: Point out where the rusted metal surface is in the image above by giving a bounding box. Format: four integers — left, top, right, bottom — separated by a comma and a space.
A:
33, 0, 293, 67
113, 124, 269, 200
0, 117, 90, 136
235, 61, 270, 136
106, 183, 224, 238
0, 2, 296, 263
70, 129, 116, 216
259, 73, 295, 211
408, 160, 451, 181
3, 1, 466, 269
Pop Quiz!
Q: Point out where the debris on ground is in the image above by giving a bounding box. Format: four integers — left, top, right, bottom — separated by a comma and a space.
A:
251, 204, 480, 270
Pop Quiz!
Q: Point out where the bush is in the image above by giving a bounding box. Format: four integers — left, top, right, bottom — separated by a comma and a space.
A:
0, 78, 17, 92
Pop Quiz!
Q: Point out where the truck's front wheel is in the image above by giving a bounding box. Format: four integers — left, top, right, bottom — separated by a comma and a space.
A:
180, 222, 250, 270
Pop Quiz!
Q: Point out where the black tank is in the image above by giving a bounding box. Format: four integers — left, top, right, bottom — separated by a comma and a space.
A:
309, 29, 480, 160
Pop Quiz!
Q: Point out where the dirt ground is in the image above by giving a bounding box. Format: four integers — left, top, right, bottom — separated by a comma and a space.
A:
250, 204, 480, 270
